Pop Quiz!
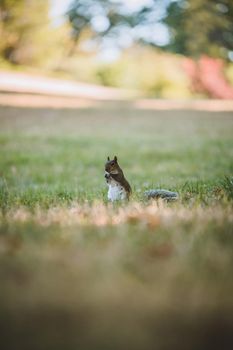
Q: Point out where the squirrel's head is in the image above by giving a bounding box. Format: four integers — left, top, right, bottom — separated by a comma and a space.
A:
105, 156, 119, 174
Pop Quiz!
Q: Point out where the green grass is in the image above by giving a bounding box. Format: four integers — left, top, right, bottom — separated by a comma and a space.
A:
0, 105, 233, 349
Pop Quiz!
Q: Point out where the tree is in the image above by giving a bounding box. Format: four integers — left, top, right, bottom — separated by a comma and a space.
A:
67, 0, 148, 51
163, 0, 233, 59
0, 0, 50, 64
67, 0, 233, 60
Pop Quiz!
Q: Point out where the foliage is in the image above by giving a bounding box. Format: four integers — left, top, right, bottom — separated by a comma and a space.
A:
1, 0, 233, 95
67, 0, 139, 46
0, 0, 48, 64
0, 0, 70, 65
222, 176, 233, 200
94, 47, 190, 97
183, 55, 233, 98
163, 0, 233, 59
67, 0, 233, 60
0, 0, 233, 71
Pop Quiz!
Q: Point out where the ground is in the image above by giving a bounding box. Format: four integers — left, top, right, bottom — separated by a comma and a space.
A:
0, 104, 233, 350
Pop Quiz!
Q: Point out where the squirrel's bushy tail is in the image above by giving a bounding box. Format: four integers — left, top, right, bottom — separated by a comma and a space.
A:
144, 189, 179, 201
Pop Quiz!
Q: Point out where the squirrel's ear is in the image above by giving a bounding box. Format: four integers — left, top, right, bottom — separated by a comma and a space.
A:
107, 156, 110, 161
114, 156, 118, 162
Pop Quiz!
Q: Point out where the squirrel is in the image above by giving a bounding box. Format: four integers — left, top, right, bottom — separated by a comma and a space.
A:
105, 156, 132, 201
104, 156, 178, 202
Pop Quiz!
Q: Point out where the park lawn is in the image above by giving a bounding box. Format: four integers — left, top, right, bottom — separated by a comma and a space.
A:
0, 104, 233, 349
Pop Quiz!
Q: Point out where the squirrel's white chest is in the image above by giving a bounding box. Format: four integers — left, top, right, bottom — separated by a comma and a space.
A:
107, 181, 127, 201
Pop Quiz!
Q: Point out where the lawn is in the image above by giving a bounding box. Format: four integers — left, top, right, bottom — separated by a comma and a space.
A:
0, 104, 233, 350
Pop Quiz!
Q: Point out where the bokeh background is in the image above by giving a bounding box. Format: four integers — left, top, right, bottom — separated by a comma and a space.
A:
0, 0, 233, 99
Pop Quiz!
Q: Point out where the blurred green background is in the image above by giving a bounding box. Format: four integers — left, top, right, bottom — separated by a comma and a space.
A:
0, 0, 233, 98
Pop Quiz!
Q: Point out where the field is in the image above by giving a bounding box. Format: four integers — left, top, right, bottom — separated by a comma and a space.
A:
0, 104, 233, 350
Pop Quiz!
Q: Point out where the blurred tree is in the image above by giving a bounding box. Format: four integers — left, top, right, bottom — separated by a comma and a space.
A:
94, 46, 190, 98
0, 0, 50, 64
67, 0, 233, 60
163, 0, 233, 59
183, 55, 233, 98
67, 0, 142, 53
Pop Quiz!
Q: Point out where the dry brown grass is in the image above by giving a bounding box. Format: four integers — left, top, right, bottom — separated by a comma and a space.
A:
2, 201, 232, 229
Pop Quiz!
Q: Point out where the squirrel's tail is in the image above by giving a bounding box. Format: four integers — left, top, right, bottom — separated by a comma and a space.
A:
144, 189, 178, 201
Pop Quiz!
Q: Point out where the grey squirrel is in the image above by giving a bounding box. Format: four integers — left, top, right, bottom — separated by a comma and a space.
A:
105, 156, 178, 202
105, 156, 131, 201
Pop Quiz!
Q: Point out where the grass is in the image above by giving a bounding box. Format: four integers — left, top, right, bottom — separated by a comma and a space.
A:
0, 104, 233, 350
